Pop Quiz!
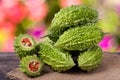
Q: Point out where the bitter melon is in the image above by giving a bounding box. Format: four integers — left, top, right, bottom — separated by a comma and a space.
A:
54, 25, 103, 51
20, 55, 44, 77
49, 5, 98, 37
35, 37, 54, 52
38, 42, 75, 72
49, 23, 99, 42
14, 34, 36, 59
78, 46, 103, 72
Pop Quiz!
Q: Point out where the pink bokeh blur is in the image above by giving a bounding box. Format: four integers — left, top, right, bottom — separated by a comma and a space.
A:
0, 0, 48, 52
0, 0, 120, 52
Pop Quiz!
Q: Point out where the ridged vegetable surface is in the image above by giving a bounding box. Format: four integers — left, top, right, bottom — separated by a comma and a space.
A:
14, 5, 104, 77
49, 5, 98, 37
54, 25, 103, 51
14, 34, 36, 59
20, 55, 44, 77
38, 42, 75, 72
78, 46, 103, 72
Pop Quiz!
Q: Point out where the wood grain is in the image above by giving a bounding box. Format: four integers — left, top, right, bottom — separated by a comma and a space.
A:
0, 53, 19, 80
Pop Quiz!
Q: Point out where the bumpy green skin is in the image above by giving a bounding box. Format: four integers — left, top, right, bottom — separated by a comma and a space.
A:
49, 5, 98, 37
20, 55, 44, 77
78, 46, 103, 72
35, 37, 54, 53
14, 34, 36, 59
38, 42, 75, 72
49, 23, 98, 42
54, 25, 103, 51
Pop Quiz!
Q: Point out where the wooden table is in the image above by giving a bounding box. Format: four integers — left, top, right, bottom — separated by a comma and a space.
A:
0, 53, 19, 80
0, 52, 120, 80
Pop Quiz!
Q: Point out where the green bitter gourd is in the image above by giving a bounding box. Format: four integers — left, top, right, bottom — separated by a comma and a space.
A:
54, 25, 103, 51
78, 46, 103, 72
38, 42, 75, 72
49, 5, 98, 38
14, 34, 36, 59
20, 55, 44, 77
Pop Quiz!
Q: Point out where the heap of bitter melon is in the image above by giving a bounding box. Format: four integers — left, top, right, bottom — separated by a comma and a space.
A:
14, 5, 104, 77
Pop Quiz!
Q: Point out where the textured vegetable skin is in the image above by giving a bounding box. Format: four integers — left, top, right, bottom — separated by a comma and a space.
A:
54, 25, 103, 51
49, 5, 98, 37
14, 34, 36, 59
20, 55, 44, 77
78, 46, 103, 72
38, 42, 75, 72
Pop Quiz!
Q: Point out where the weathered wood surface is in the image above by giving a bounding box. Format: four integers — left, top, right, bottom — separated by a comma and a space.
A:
3, 52, 120, 80
0, 53, 19, 80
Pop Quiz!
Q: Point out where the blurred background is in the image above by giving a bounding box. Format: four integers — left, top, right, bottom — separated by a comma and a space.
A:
0, 0, 120, 52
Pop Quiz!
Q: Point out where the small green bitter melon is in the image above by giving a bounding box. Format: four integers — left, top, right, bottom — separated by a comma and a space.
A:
78, 46, 103, 72
20, 55, 44, 77
14, 34, 36, 59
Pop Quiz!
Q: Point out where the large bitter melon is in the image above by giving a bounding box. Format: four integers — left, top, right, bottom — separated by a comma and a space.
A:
49, 5, 98, 37
38, 42, 75, 72
54, 25, 103, 51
